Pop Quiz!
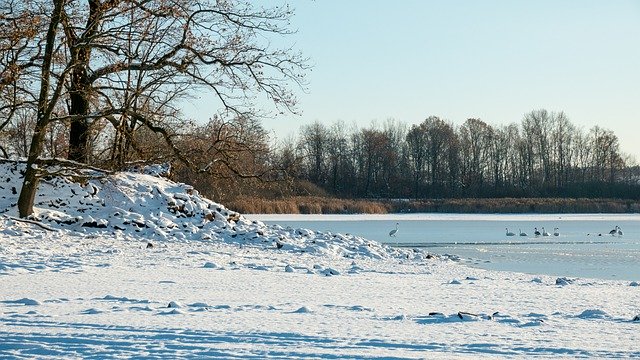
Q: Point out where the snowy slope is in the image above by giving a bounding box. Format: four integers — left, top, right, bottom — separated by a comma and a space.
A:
0, 161, 419, 261
1, 160, 640, 359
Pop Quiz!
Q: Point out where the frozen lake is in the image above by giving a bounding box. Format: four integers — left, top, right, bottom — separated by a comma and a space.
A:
246, 213, 640, 281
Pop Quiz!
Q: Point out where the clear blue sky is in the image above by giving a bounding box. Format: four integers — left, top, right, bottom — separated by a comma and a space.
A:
187, 1, 640, 158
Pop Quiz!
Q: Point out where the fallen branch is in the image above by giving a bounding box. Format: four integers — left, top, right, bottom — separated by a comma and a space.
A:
4, 215, 58, 232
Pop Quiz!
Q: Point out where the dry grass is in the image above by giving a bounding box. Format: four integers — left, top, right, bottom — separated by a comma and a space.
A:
227, 196, 390, 214
394, 198, 640, 214
227, 196, 640, 214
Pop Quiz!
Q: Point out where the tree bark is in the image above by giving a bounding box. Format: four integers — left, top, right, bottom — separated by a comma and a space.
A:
66, 0, 102, 164
18, 0, 64, 217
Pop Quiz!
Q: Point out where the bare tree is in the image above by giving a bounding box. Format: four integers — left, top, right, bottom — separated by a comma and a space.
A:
299, 121, 329, 185
171, 115, 273, 201
1, 0, 308, 217
459, 118, 493, 192
326, 121, 351, 195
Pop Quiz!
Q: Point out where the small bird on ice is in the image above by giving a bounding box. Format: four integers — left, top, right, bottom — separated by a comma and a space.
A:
609, 226, 623, 236
389, 222, 399, 237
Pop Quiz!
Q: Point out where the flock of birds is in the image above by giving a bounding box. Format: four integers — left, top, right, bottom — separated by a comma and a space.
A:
505, 227, 559, 237
505, 225, 623, 236
505, 226, 624, 237
387, 222, 625, 238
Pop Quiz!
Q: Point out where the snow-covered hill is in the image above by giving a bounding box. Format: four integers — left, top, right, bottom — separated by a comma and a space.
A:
0, 160, 422, 261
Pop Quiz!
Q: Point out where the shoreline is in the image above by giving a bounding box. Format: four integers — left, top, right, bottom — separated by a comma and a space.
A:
245, 212, 640, 222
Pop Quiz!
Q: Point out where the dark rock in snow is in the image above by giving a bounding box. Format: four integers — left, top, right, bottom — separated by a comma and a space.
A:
82, 220, 108, 228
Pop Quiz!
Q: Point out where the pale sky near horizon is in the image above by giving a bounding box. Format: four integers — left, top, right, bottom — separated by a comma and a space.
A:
185, 1, 640, 158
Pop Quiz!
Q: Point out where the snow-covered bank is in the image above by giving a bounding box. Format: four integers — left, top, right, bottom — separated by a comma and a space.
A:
0, 161, 417, 261
1, 161, 639, 358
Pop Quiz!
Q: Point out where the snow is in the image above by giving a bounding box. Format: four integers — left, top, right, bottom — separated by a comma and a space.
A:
1, 161, 640, 358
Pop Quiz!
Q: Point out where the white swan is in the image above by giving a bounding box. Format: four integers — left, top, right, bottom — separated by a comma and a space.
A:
542, 227, 550, 236
553, 227, 560, 236
506, 228, 515, 236
389, 222, 399, 237
519, 229, 527, 236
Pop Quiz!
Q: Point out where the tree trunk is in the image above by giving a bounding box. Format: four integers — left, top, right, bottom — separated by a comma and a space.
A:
66, 0, 101, 164
18, 0, 64, 217
18, 125, 48, 217
68, 87, 90, 163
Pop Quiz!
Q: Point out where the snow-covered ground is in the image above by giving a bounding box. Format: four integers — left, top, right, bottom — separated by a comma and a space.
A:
1, 161, 639, 359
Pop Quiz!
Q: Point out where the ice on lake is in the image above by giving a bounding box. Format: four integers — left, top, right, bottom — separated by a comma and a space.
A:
248, 213, 640, 281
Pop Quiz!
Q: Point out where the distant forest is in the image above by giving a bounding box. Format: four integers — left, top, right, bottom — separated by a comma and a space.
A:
3, 107, 639, 203
280, 109, 640, 200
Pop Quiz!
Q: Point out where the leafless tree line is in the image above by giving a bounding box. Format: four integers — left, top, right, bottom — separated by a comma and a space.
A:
286, 110, 639, 199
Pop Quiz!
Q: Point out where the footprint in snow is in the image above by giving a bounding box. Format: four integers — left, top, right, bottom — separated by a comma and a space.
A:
555, 277, 574, 286
519, 319, 545, 327
577, 309, 610, 320
81, 308, 104, 315
323, 304, 373, 312
320, 268, 340, 276
416, 311, 496, 324
236, 304, 277, 311
43, 298, 70, 304
491, 312, 521, 324
167, 301, 182, 309
128, 305, 154, 312
96, 295, 150, 304
415, 312, 472, 324
1, 298, 41, 306
380, 314, 407, 321
291, 306, 312, 314
186, 302, 211, 312
251, 265, 269, 271
158, 309, 184, 315
188, 302, 210, 308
